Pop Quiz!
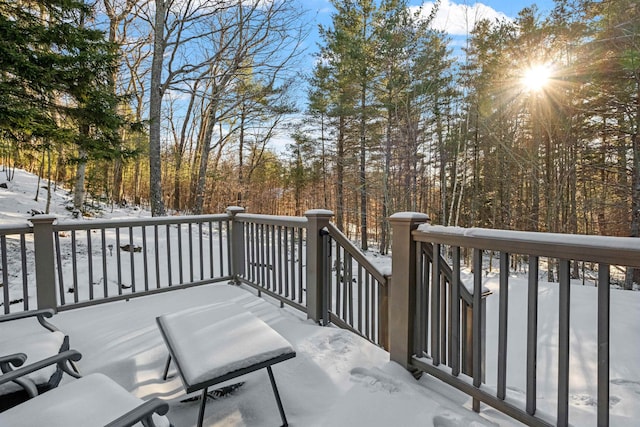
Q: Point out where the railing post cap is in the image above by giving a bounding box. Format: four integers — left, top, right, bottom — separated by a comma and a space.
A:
304, 209, 334, 217
28, 215, 57, 225
389, 212, 430, 223
226, 206, 245, 215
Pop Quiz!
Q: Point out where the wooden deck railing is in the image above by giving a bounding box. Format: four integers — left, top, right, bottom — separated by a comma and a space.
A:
387, 217, 640, 427
4, 208, 630, 426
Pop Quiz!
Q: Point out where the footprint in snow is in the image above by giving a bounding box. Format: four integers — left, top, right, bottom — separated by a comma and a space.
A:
350, 367, 401, 394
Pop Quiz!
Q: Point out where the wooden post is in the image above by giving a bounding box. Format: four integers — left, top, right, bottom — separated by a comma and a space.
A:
378, 274, 391, 350
30, 215, 58, 311
305, 209, 333, 324
388, 212, 430, 369
227, 206, 246, 284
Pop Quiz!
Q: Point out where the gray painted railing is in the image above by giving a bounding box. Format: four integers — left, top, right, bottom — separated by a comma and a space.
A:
232, 209, 308, 313
0, 208, 390, 349
0, 214, 233, 312
0, 222, 33, 313
5, 207, 630, 426
324, 222, 389, 346
230, 208, 390, 347
387, 216, 640, 427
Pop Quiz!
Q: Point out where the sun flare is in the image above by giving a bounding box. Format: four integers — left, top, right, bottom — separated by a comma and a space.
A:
522, 64, 552, 91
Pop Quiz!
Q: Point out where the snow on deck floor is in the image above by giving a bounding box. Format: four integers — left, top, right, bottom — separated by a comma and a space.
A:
49, 283, 497, 427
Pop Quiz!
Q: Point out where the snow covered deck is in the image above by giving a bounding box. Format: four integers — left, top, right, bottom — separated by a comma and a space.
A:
43, 283, 495, 427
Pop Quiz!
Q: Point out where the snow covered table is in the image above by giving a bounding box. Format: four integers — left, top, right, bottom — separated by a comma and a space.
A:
156, 302, 296, 427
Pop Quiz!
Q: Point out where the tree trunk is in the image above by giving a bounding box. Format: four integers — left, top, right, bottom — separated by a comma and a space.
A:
73, 147, 88, 210
148, 0, 166, 216
336, 115, 345, 232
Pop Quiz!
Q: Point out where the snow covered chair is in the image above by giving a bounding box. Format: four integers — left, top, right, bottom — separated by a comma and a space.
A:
0, 308, 77, 411
0, 350, 171, 427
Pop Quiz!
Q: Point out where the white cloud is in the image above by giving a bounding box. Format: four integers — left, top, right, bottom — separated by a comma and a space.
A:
412, 0, 511, 36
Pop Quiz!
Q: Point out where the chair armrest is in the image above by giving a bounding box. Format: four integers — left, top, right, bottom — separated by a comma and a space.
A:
104, 397, 170, 427
0, 309, 59, 332
0, 350, 82, 387
0, 353, 27, 371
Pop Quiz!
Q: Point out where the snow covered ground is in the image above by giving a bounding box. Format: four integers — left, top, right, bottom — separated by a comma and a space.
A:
1, 166, 639, 426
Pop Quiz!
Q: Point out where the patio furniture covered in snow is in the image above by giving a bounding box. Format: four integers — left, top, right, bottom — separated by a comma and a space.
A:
157, 302, 296, 427
0, 350, 171, 427
0, 308, 77, 411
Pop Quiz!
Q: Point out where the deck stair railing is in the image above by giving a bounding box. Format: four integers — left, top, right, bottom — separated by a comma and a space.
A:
388, 213, 640, 427
322, 222, 389, 346
417, 242, 491, 380
229, 208, 390, 347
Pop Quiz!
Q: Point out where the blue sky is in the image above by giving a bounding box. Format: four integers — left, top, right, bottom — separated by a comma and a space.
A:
306, 0, 557, 37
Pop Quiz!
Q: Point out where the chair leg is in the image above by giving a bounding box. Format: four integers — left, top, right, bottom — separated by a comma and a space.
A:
267, 366, 288, 427
162, 355, 172, 381
197, 387, 208, 427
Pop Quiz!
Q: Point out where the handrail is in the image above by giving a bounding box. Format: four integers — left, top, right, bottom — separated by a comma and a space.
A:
0, 223, 31, 234
416, 224, 640, 267
325, 223, 387, 285
234, 213, 307, 227
52, 214, 230, 231
406, 222, 638, 426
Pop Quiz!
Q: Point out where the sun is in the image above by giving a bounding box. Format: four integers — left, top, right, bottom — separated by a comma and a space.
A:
522, 64, 552, 92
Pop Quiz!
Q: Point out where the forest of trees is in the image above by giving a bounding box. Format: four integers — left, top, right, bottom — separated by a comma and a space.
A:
1, 0, 639, 252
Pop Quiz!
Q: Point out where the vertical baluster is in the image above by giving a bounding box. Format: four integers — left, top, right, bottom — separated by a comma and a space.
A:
358, 264, 363, 332
55, 232, 65, 305
271, 225, 277, 294
441, 271, 447, 365
348, 264, 356, 326
277, 226, 283, 298
431, 243, 441, 366
154, 225, 161, 288
166, 224, 172, 286
526, 256, 539, 415
447, 275, 453, 367
263, 224, 269, 289
323, 232, 332, 323
177, 224, 183, 284
373, 275, 379, 343
199, 223, 204, 280
129, 226, 135, 293
497, 252, 509, 398
225, 220, 232, 275
344, 251, 350, 323
451, 246, 461, 376
290, 227, 296, 301
71, 230, 78, 302
557, 259, 571, 427
20, 235, 28, 311
87, 230, 93, 301
298, 227, 303, 303
116, 228, 122, 294
335, 245, 342, 317
142, 226, 149, 291
284, 227, 289, 298
101, 228, 108, 297
188, 223, 194, 283
422, 246, 431, 358
365, 268, 370, 339
266, 225, 272, 291
208, 222, 214, 278
1, 236, 8, 313
472, 248, 483, 412
216, 221, 222, 277
347, 257, 353, 326
597, 263, 610, 427
245, 223, 251, 282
